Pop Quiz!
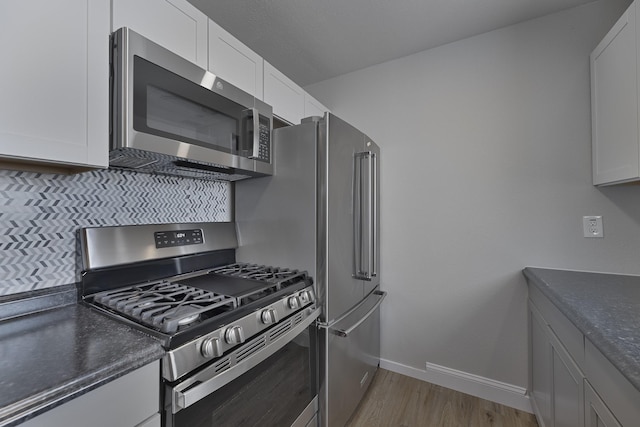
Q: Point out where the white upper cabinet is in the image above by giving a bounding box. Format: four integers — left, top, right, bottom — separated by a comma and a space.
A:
591, 2, 639, 185
0, 0, 110, 169
112, 0, 208, 68
264, 61, 305, 124
208, 19, 264, 98
304, 93, 330, 119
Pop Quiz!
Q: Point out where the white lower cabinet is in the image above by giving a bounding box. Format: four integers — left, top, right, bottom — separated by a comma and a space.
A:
550, 330, 584, 427
529, 301, 584, 427
528, 284, 639, 427
0, 0, 109, 169
584, 339, 640, 427
112, 0, 208, 68
530, 303, 553, 427
21, 361, 160, 427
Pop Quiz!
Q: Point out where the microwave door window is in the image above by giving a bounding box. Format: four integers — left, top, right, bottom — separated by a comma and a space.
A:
132, 56, 243, 155
144, 85, 237, 154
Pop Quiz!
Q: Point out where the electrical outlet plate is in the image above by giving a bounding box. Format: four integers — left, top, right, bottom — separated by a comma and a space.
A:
583, 216, 603, 238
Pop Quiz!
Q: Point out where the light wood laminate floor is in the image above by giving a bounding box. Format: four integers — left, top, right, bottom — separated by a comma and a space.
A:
346, 369, 539, 427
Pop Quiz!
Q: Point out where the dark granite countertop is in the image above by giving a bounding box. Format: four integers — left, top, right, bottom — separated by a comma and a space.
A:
523, 267, 640, 393
0, 289, 165, 427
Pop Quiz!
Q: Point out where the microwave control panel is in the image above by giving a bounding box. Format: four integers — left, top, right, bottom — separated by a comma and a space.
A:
255, 115, 271, 163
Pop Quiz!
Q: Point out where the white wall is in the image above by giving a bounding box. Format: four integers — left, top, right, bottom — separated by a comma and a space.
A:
307, 0, 636, 400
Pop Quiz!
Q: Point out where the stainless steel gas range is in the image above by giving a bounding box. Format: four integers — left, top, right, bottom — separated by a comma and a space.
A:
78, 222, 320, 427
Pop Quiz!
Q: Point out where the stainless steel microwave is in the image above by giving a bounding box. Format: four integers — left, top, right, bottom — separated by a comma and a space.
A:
110, 27, 273, 181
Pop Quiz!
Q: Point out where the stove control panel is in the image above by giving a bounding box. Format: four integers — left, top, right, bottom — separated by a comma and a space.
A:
154, 229, 203, 248
164, 284, 317, 381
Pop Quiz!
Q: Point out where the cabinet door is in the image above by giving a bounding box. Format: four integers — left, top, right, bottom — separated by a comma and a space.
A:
264, 61, 305, 124
585, 339, 640, 427
208, 19, 263, 98
530, 303, 553, 427
304, 93, 330, 119
0, 0, 109, 168
530, 296, 585, 427
591, 3, 639, 185
549, 330, 585, 427
585, 382, 622, 427
112, 0, 208, 68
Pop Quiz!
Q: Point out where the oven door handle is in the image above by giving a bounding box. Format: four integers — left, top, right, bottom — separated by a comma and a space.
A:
172, 307, 321, 414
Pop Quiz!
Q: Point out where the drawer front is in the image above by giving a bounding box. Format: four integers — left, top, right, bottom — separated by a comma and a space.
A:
529, 285, 584, 369
585, 339, 640, 427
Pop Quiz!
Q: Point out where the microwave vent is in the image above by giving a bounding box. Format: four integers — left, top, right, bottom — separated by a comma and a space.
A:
172, 165, 251, 181
109, 153, 158, 169
108, 148, 257, 182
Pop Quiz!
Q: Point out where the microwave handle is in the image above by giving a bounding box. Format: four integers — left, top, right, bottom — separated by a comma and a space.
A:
248, 108, 261, 160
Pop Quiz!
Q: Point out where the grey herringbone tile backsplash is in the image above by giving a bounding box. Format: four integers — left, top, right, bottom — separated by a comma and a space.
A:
0, 168, 230, 295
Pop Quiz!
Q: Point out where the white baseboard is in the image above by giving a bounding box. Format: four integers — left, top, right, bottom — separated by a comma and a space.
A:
379, 359, 533, 414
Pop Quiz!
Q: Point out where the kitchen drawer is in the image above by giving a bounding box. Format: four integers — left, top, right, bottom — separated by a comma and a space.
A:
585, 339, 640, 427
529, 285, 585, 369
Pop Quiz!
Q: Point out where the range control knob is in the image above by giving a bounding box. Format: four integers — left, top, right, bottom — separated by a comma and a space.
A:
224, 325, 245, 345
200, 337, 222, 359
288, 296, 301, 310
299, 290, 315, 304
261, 308, 279, 325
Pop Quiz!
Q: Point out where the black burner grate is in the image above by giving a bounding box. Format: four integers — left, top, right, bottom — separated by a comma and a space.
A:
210, 263, 303, 283
93, 282, 236, 333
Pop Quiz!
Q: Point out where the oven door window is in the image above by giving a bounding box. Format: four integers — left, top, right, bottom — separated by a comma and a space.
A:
166, 327, 317, 427
133, 56, 248, 155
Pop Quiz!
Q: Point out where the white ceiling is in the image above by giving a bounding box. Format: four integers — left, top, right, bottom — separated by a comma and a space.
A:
188, 0, 597, 87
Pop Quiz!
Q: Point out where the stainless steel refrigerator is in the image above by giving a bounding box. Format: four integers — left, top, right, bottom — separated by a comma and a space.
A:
235, 112, 386, 427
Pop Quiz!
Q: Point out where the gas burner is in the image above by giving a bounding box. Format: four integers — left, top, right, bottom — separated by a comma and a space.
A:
163, 305, 202, 327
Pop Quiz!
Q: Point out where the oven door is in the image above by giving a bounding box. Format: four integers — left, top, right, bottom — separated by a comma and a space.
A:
164, 308, 320, 427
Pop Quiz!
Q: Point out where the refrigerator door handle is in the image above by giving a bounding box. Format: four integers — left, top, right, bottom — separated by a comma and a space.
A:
370, 151, 378, 278
354, 151, 376, 280
353, 152, 364, 279
328, 291, 386, 337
